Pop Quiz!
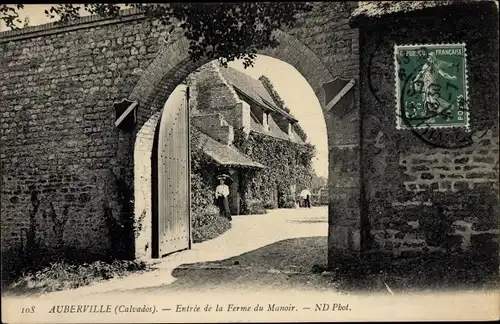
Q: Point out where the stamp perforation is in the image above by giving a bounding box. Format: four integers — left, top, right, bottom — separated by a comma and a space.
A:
394, 43, 470, 131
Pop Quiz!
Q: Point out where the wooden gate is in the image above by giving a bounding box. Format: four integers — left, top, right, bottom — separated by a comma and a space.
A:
152, 84, 191, 258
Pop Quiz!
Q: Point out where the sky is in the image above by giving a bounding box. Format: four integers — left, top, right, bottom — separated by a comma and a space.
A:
1, 5, 329, 178
228, 58, 328, 178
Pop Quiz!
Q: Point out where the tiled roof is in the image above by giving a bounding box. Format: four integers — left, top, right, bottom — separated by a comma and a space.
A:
218, 66, 297, 121
193, 127, 266, 169
250, 114, 266, 134
249, 112, 306, 144
268, 114, 291, 141
216, 66, 308, 144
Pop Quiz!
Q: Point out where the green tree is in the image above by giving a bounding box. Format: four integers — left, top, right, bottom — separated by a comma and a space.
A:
0, 3, 316, 68
311, 174, 327, 192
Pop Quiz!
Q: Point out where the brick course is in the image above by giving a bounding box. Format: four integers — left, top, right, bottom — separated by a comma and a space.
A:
358, 2, 499, 258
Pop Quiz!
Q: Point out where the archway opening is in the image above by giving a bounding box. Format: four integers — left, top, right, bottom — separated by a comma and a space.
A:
131, 31, 362, 265
135, 55, 330, 260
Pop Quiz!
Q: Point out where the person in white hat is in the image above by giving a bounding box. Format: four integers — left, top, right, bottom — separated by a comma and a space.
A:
215, 175, 231, 220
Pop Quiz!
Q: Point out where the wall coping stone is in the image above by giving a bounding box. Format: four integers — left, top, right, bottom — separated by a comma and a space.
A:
0, 7, 146, 43
349, 0, 497, 27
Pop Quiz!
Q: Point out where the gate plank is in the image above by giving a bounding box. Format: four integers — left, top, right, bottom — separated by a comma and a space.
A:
156, 85, 191, 257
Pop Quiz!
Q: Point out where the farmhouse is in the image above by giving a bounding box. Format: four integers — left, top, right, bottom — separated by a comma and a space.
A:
187, 62, 312, 215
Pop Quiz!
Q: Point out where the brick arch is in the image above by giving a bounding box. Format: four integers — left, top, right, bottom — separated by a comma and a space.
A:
130, 29, 361, 262
129, 29, 335, 118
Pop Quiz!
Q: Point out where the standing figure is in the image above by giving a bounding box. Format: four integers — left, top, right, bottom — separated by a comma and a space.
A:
411, 52, 457, 116
300, 188, 312, 208
215, 176, 231, 220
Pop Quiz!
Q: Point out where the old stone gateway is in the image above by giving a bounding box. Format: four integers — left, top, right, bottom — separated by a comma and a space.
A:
1, 2, 498, 277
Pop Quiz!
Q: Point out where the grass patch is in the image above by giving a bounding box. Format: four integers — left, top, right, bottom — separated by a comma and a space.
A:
5, 259, 151, 296
243, 199, 267, 215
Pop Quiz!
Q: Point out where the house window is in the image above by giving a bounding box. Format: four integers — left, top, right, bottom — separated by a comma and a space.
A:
289, 123, 296, 140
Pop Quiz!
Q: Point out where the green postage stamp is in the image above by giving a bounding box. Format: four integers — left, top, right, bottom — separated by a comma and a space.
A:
394, 43, 469, 130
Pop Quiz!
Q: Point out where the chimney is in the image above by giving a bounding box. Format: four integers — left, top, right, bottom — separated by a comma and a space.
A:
233, 102, 251, 135
191, 113, 234, 145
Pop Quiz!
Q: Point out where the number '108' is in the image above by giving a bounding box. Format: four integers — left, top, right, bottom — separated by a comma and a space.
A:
22, 306, 35, 313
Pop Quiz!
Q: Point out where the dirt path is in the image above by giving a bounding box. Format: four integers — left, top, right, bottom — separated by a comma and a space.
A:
7, 206, 331, 300
3, 206, 498, 323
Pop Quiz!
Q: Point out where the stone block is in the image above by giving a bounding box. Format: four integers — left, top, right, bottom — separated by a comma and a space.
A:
328, 225, 361, 266
471, 233, 499, 256
330, 145, 360, 173
446, 234, 464, 252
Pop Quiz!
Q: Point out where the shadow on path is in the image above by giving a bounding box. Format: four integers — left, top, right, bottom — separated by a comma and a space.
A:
124, 235, 499, 295
131, 237, 338, 294
327, 251, 499, 294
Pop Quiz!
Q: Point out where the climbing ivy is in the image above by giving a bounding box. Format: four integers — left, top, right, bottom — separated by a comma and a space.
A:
190, 127, 218, 214
190, 126, 315, 218
233, 128, 315, 207
189, 127, 233, 241
259, 75, 290, 113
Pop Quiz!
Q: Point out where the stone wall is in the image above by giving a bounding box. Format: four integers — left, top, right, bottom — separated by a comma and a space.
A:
1, 3, 361, 269
400, 130, 499, 193
0, 13, 174, 272
191, 113, 234, 145
281, 2, 362, 262
187, 62, 242, 112
186, 62, 247, 132
233, 102, 251, 134
358, 2, 499, 258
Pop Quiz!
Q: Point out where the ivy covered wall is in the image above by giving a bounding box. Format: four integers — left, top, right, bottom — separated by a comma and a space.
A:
190, 124, 316, 232
189, 127, 232, 242
233, 128, 316, 210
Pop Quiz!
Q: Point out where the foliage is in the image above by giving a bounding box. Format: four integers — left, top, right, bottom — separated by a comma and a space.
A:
259, 75, 290, 113
1, 3, 313, 68
190, 127, 231, 242
244, 199, 267, 215
191, 204, 220, 229
233, 128, 315, 208
279, 193, 296, 209
263, 200, 278, 210
190, 127, 218, 214
191, 204, 231, 243
292, 123, 308, 142
190, 124, 315, 216
0, 4, 24, 28
4, 189, 77, 283
311, 174, 327, 192
7, 259, 149, 295
190, 171, 216, 215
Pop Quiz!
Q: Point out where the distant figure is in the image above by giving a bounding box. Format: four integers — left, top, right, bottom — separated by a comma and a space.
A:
300, 188, 311, 208
215, 176, 231, 220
